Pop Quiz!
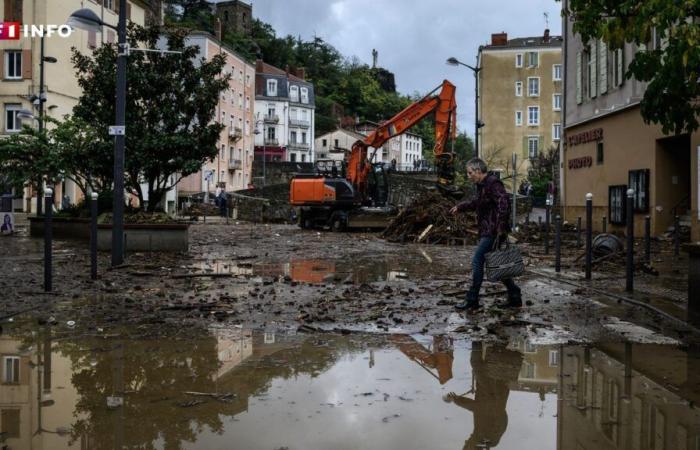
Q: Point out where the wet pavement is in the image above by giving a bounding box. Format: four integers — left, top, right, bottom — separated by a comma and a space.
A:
1, 321, 698, 450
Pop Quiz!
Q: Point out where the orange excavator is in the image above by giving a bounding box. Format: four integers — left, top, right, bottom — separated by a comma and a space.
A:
290, 80, 457, 231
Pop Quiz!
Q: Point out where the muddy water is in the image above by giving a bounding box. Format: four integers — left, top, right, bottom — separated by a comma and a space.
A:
0, 324, 698, 450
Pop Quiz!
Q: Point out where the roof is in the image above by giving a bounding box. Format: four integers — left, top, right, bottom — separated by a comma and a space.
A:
257, 61, 306, 83
482, 35, 563, 51
186, 31, 255, 68
317, 128, 367, 141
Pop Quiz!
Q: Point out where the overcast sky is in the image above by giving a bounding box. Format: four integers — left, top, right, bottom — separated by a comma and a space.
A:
246, 0, 563, 135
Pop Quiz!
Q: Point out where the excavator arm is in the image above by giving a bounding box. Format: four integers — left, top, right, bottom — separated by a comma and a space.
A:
347, 80, 457, 199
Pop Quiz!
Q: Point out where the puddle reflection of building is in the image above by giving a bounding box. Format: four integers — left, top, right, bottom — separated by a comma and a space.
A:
391, 335, 454, 384
558, 344, 700, 450
510, 338, 559, 397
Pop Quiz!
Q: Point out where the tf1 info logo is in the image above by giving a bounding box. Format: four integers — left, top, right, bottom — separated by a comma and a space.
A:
0, 22, 73, 40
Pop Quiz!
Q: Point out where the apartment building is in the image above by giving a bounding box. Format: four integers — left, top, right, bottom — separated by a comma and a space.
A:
172, 32, 255, 200
0, 0, 157, 212
254, 60, 315, 164
478, 30, 563, 178
355, 120, 424, 170
562, 1, 699, 240
314, 128, 367, 163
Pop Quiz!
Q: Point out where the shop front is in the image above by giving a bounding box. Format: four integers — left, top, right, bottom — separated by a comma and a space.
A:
563, 106, 699, 240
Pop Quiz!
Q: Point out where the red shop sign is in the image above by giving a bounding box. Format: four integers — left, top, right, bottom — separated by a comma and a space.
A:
568, 156, 593, 170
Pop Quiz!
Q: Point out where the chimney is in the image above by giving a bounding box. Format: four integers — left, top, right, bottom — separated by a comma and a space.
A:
215, 18, 222, 41
296, 67, 305, 80
543, 29, 550, 43
491, 32, 507, 46
256, 58, 263, 73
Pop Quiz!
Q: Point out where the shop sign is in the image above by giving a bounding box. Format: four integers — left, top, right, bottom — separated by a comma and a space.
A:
567, 128, 603, 146
568, 156, 593, 170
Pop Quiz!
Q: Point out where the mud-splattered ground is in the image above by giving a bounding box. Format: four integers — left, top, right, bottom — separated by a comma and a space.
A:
1, 222, 696, 347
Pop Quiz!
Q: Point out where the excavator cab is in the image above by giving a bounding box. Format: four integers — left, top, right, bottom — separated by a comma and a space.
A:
366, 163, 389, 207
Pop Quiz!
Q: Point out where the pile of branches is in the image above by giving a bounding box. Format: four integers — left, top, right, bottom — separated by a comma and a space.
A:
181, 202, 220, 217
382, 191, 478, 244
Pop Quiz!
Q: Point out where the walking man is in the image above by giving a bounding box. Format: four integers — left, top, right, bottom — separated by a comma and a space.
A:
450, 158, 522, 310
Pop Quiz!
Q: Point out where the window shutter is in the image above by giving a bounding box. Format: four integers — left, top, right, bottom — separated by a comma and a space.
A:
522, 136, 528, 159
4, 0, 11, 21
616, 49, 624, 87
538, 135, 544, 155
576, 51, 582, 104
0, 52, 4, 79
599, 40, 608, 94
126, 2, 132, 21
590, 41, 597, 98
21, 50, 31, 79
88, 30, 96, 48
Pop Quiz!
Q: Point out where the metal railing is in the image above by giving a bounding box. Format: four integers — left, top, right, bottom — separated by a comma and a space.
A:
288, 141, 310, 150
289, 118, 310, 128
228, 159, 242, 170
263, 138, 279, 146
228, 127, 243, 141
263, 114, 279, 124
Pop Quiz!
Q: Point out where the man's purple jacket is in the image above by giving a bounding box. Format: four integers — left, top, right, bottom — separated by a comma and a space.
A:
455, 172, 511, 238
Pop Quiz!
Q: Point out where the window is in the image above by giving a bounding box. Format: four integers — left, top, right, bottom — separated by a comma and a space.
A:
322, 139, 327, 147
221, 144, 226, 159
334, 139, 339, 148
1, 409, 20, 439
552, 123, 561, 141
527, 51, 538, 67
2, 356, 19, 383
4, 104, 22, 132
4, 51, 21, 79
527, 77, 540, 96
301, 154, 306, 162
221, 110, 226, 123
266, 126, 275, 140
515, 111, 523, 126
527, 136, 539, 159
597, 142, 604, 164
587, 45, 597, 98
104, 0, 114, 10
290, 153, 296, 162
4, 0, 22, 21
289, 85, 299, 102
549, 350, 559, 367
515, 81, 523, 97
290, 130, 297, 143
301, 132, 307, 143
266, 79, 277, 96
553, 64, 562, 81
527, 106, 539, 125
609, 185, 627, 224
628, 169, 650, 213
515, 53, 523, 68
290, 108, 297, 120
553, 93, 562, 111
613, 49, 624, 87
245, 96, 250, 110
300, 87, 309, 103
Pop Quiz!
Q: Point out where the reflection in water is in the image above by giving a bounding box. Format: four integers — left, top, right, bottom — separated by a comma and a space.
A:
0, 322, 698, 450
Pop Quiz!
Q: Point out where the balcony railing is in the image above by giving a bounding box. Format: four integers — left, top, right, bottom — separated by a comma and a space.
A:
289, 118, 310, 128
263, 138, 279, 146
263, 114, 279, 124
288, 141, 310, 150
228, 159, 242, 171
228, 127, 243, 141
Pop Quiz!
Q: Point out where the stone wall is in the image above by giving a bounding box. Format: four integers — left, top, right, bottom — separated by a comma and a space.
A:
251, 161, 314, 186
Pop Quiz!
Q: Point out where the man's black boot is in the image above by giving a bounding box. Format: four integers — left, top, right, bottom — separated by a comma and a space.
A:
497, 290, 523, 308
455, 289, 480, 311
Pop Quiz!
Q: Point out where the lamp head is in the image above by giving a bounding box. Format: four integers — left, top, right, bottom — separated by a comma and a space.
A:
446, 57, 459, 66
16, 109, 36, 120
66, 8, 104, 34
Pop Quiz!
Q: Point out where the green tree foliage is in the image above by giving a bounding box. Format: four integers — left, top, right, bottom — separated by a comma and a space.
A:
564, 0, 700, 134
71, 25, 229, 212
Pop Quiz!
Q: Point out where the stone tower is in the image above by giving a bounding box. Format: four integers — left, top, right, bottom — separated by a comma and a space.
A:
214, 0, 253, 36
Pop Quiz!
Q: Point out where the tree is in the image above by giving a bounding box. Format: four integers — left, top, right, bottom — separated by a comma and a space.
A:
563, 0, 700, 134
527, 145, 559, 198
71, 25, 230, 212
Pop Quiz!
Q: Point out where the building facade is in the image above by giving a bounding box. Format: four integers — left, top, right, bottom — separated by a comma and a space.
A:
478, 31, 563, 179
172, 32, 255, 199
213, 0, 252, 36
0, 0, 156, 213
562, 2, 699, 240
355, 121, 424, 170
314, 128, 367, 163
254, 60, 315, 165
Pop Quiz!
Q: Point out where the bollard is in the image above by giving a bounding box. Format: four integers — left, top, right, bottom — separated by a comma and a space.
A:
544, 199, 551, 255
602, 216, 607, 233
626, 189, 635, 292
585, 193, 593, 280
644, 216, 651, 264
90, 192, 98, 280
538, 216, 542, 229
44, 189, 53, 292
555, 215, 561, 273
577, 216, 582, 247
674, 215, 680, 256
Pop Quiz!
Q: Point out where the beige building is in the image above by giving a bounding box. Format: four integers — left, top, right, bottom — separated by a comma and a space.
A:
478, 31, 563, 180
174, 32, 255, 199
0, 0, 158, 213
562, 1, 699, 240
315, 128, 367, 163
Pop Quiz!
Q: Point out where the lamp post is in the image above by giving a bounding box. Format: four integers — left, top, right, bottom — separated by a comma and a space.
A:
254, 116, 266, 187
68, 4, 127, 266
446, 56, 483, 157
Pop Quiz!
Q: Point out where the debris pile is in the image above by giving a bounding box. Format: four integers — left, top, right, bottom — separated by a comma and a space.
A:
382, 191, 478, 244
181, 202, 220, 217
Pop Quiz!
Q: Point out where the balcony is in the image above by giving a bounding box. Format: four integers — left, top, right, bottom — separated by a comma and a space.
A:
228, 159, 242, 171
289, 118, 310, 128
228, 127, 243, 141
263, 114, 279, 124
288, 141, 310, 151
263, 138, 279, 146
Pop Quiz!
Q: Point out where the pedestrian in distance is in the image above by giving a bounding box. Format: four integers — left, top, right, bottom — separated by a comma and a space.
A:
449, 158, 522, 311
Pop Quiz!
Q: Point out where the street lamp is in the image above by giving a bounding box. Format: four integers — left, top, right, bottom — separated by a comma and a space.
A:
446, 56, 484, 158
68, 4, 128, 266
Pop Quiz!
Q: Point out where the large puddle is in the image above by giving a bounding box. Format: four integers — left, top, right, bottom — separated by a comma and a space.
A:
0, 323, 698, 449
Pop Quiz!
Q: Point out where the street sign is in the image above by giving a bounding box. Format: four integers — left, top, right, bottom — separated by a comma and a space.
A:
204, 170, 214, 182
109, 126, 126, 136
